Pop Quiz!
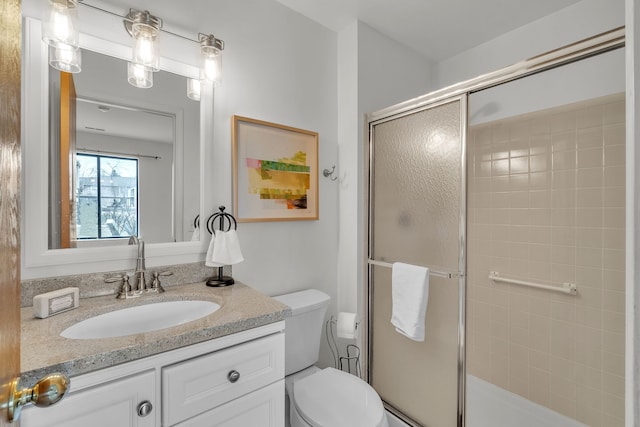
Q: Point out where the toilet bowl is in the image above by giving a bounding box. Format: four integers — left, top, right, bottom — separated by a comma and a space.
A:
274, 290, 388, 427
286, 366, 388, 427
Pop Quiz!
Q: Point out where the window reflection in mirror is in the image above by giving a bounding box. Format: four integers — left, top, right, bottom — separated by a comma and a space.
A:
48, 49, 201, 249
76, 153, 139, 240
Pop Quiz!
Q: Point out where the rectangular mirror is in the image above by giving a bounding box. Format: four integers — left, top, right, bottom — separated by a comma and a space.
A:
48, 49, 200, 248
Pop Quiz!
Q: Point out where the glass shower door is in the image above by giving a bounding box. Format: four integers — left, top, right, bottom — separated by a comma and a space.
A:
368, 98, 465, 427
465, 48, 625, 427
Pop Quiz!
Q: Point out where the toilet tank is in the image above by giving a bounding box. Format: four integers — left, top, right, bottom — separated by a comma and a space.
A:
273, 289, 330, 376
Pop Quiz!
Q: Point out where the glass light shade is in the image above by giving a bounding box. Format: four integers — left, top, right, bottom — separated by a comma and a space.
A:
127, 62, 153, 88
131, 22, 159, 71
49, 44, 81, 73
200, 47, 222, 87
43, 0, 79, 48
187, 78, 201, 101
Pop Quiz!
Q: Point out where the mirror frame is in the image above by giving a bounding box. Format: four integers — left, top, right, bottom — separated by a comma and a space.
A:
22, 13, 215, 279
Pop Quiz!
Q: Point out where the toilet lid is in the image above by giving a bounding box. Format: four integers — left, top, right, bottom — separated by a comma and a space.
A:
294, 368, 385, 427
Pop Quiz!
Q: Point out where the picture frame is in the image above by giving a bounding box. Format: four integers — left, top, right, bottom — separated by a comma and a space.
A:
232, 115, 319, 222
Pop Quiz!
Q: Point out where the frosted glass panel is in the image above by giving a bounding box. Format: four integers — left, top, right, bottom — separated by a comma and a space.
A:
371, 101, 461, 269
371, 266, 459, 426
370, 100, 462, 427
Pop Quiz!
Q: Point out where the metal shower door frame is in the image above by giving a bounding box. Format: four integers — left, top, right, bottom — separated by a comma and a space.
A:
363, 26, 624, 427
365, 95, 468, 427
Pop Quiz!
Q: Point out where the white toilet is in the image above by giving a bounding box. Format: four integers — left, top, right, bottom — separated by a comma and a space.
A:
274, 289, 389, 427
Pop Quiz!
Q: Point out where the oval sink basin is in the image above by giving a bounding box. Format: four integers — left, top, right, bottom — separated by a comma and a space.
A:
61, 300, 220, 339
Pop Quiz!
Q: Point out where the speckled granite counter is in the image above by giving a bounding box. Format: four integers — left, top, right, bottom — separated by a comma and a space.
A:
21, 282, 290, 387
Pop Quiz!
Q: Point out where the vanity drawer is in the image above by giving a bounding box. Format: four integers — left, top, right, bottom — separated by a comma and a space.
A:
162, 332, 284, 426
174, 380, 285, 427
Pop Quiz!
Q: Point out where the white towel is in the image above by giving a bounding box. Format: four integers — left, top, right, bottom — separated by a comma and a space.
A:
205, 233, 223, 267
391, 262, 430, 342
190, 225, 200, 242
208, 230, 245, 266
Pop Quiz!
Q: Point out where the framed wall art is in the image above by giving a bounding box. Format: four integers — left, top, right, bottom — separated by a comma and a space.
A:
232, 115, 319, 222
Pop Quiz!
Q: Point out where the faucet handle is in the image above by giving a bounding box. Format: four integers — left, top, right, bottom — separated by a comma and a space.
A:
105, 274, 126, 284
106, 275, 132, 299
150, 271, 172, 293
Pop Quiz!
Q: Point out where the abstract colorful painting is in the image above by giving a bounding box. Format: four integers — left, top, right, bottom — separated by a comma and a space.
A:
232, 116, 318, 222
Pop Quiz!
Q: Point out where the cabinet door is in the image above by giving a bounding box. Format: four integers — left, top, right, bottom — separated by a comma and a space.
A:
163, 333, 284, 425
21, 370, 156, 427
175, 380, 285, 427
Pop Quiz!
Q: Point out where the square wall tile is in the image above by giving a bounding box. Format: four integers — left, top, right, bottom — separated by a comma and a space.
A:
467, 93, 625, 425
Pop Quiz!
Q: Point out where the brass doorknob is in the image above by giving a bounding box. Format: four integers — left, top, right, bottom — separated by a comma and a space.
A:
6, 373, 69, 421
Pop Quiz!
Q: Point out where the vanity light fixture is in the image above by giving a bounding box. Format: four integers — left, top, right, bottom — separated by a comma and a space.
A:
42, 0, 82, 73
42, 2, 226, 95
124, 9, 161, 71
123, 9, 161, 88
199, 33, 224, 87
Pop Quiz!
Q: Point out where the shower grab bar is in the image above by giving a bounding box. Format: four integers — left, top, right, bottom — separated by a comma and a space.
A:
488, 271, 577, 295
367, 259, 459, 279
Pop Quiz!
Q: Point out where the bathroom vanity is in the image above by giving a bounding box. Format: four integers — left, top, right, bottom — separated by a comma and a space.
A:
19, 282, 289, 426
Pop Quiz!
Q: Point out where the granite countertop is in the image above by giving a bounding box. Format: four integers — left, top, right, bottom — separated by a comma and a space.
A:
21, 282, 290, 387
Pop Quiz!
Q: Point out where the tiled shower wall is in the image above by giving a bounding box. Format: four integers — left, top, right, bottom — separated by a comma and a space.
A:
467, 93, 625, 427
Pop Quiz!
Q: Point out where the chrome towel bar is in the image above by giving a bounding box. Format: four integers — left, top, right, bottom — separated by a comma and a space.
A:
367, 259, 460, 279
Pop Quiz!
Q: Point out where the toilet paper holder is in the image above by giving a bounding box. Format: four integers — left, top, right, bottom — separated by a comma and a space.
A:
325, 315, 361, 377
340, 345, 361, 376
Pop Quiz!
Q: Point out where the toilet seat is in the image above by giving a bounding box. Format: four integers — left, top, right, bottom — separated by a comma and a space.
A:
293, 368, 386, 427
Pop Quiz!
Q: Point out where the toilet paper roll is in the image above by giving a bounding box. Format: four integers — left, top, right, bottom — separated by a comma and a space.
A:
337, 312, 357, 339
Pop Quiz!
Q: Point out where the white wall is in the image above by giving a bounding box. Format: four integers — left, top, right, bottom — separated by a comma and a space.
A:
434, 0, 625, 89
337, 21, 359, 315
206, 1, 338, 304
357, 22, 435, 115
469, 49, 625, 125
194, 0, 340, 367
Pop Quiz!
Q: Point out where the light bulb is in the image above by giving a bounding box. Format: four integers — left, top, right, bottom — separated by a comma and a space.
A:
52, 10, 70, 40
43, 0, 79, 48
49, 44, 81, 73
135, 37, 153, 63
127, 11, 161, 72
132, 27, 159, 71
187, 78, 201, 101
199, 34, 224, 87
200, 48, 222, 86
127, 62, 153, 88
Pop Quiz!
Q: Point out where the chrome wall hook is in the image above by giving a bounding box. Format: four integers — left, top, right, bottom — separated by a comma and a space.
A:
323, 165, 338, 181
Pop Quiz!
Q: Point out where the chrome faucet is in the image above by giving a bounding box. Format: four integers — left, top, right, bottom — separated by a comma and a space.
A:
105, 237, 172, 299
128, 235, 147, 292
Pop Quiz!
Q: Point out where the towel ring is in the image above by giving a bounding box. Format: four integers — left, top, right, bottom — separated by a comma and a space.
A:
206, 206, 237, 235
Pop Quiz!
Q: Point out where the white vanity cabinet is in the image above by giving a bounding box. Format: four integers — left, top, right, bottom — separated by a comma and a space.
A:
21, 322, 285, 427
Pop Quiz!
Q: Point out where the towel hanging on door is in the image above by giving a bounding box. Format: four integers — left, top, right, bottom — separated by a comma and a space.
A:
391, 262, 430, 341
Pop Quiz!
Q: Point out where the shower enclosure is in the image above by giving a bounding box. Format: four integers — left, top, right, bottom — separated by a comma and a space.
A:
365, 28, 625, 427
